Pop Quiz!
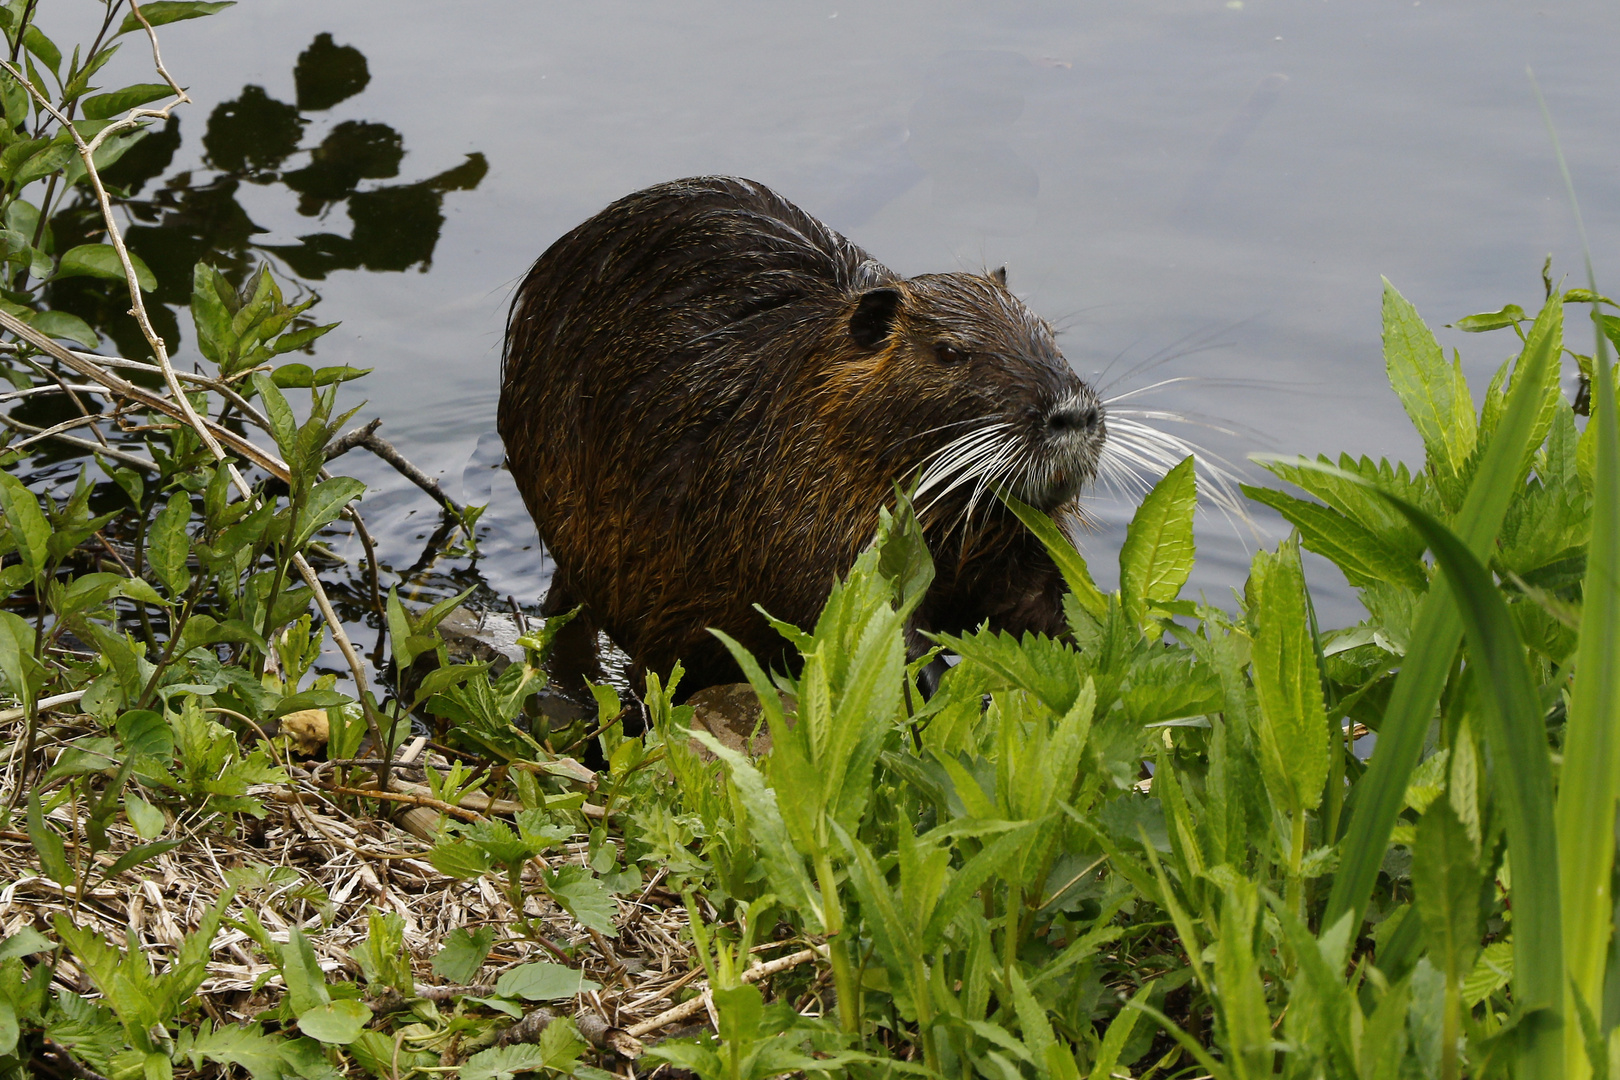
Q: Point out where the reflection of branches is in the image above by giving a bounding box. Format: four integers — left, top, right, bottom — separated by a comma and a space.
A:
43, 32, 488, 359
0, 22, 393, 786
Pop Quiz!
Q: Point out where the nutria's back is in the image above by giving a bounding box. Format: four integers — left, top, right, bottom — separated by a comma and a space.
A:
500, 176, 1105, 690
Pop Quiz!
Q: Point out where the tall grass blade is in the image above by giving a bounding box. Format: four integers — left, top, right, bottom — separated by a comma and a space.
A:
1298, 461, 1564, 1076
1531, 68, 1620, 1080
1379, 488, 1563, 1078
1319, 294, 1562, 933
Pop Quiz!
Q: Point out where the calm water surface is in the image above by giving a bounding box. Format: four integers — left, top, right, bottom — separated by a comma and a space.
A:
56, 1, 1620, 634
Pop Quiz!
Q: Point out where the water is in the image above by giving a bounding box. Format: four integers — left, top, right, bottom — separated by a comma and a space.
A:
22, 0, 1620, 641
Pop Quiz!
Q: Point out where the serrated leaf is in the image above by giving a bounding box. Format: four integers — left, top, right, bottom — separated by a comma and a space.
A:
1412, 800, 1482, 985
54, 244, 157, 292
177, 1022, 286, 1078
493, 962, 601, 1002
1244, 485, 1427, 589
1383, 279, 1477, 485
147, 491, 192, 596
431, 926, 495, 984
1249, 538, 1329, 816
1119, 455, 1196, 625
541, 866, 617, 935
931, 627, 1085, 716
425, 839, 492, 880
460, 1044, 562, 1080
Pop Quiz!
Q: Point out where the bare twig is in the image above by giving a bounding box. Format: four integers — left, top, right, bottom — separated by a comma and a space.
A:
0, 412, 157, 471
623, 946, 825, 1038
327, 423, 465, 518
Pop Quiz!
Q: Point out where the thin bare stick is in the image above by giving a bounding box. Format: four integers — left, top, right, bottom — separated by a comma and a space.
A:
624, 946, 825, 1038
0, 412, 156, 471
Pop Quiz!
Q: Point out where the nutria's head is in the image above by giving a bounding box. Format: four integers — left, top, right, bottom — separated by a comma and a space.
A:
809, 266, 1105, 522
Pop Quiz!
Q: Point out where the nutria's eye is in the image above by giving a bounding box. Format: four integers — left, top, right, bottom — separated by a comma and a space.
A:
934, 343, 968, 365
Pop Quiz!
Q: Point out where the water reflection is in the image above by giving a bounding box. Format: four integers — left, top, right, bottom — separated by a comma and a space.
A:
43, 32, 486, 360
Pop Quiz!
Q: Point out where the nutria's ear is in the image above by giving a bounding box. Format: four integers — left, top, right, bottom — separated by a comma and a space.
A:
850, 288, 902, 349
990, 266, 1008, 288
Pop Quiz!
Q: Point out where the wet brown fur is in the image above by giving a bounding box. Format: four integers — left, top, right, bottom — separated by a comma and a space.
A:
499, 176, 1104, 691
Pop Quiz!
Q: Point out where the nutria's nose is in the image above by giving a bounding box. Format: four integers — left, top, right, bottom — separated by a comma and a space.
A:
1046, 402, 1102, 435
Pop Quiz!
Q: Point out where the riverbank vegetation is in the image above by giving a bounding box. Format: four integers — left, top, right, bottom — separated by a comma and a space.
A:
3, 4, 1620, 1079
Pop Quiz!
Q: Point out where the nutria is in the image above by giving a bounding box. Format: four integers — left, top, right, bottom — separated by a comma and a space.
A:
499, 176, 1105, 693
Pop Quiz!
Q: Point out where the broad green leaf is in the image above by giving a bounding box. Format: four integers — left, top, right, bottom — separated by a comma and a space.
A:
292, 476, 366, 549
493, 962, 601, 1002
1119, 455, 1196, 626
541, 865, 616, 935
431, 926, 495, 984
123, 792, 165, 839
0, 611, 40, 711
28, 791, 71, 886
278, 930, 331, 1015
191, 263, 234, 366
296, 999, 371, 1045
1383, 279, 1476, 488
385, 587, 419, 669
147, 492, 192, 596
11, 141, 73, 188
81, 83, 172, 120
1462, 941, 1514, 1007
461, 1042, 579, 1080
1248, 538, 1329, 816
1412, 799, 1483, 985
28, 309, 99, 348
21, 25, 59, 77
0, 471, 48, 583
269, 690, 351, 720
54, 244, 157, 292
116, 2, 235, 36
425, 839, 492, 880
249, 372, 297, 454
